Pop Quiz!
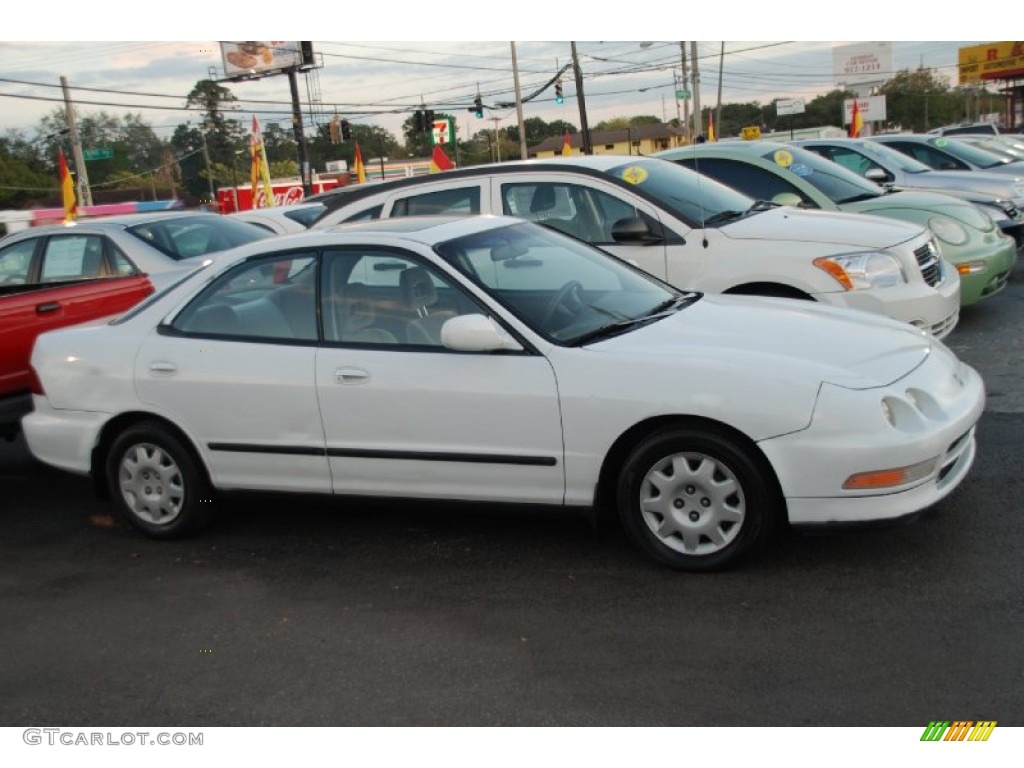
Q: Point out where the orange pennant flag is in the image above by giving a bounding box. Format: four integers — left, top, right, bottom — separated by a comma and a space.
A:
430, 144, 454, 173
353, 142, 367, 183
849, 100, 864, 138
58, 148, 76, 221
562, 129, 572, 156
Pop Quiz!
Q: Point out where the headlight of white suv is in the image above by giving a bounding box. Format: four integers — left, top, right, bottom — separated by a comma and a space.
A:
928, 215, 969, 245
813, 251, 906, 290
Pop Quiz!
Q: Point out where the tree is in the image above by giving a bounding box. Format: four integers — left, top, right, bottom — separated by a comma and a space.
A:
879, 67, 962, 132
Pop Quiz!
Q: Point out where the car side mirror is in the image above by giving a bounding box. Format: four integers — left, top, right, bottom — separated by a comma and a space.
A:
865, 168, 890, 183
611, 216, 662, 244
441, 314, 523, 353
771, 192, 803, 207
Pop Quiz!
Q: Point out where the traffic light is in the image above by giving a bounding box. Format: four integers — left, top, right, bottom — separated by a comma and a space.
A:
423, 109, 435, 132
473, 95, 483, 118
555, 80, 564, 104
340, 119, 351, 141
413, 110, 424, 133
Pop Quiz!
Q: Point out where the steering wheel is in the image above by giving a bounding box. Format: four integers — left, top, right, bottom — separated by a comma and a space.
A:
540, 280, 584, 330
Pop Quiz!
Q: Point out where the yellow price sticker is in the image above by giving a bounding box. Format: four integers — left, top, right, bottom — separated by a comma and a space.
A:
620, 166, 648, 185
773, 150, 794, 168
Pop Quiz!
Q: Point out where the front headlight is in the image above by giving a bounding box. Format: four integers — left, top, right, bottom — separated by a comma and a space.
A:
813, 251, 906, 290
928, 215, 969, 245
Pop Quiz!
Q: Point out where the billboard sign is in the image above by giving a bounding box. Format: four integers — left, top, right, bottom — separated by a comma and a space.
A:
958, 42, 1024, 84
843, 96, 888, 125
221, 42, 303, 77
776, 98, 805, 116
833, 42, 893, 86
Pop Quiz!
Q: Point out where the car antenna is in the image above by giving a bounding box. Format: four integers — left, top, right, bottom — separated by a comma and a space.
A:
691, 142, 709, 247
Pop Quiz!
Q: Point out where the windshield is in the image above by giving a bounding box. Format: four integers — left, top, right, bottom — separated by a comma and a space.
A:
126, 215, 272, 260
929, 137, 1017, 168
857, 141, 934, 173
600, 157, 755, 227
434, 221, 692, 344
758, 145, 882, 203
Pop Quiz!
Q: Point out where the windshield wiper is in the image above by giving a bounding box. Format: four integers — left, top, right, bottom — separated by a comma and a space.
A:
747, 199, 779, 212
569, 293, 700, 346
837, 192, 881, 204
702, 209, 746, 226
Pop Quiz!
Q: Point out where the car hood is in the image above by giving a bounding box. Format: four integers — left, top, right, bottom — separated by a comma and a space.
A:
899, 170, 1024, 202
843, 190, 994, 231
591, 293, 932, 389
719, 205, 923, 248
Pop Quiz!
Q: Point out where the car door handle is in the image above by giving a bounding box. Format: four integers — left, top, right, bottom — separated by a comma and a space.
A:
36, 302, 60, 314
335, 367, 369, 384
149, 362, 178, 375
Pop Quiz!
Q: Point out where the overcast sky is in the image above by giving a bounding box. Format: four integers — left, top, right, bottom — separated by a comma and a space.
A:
1, 6, 990, 148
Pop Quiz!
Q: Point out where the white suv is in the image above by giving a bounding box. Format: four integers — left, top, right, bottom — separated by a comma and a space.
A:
312, 156, 960, 338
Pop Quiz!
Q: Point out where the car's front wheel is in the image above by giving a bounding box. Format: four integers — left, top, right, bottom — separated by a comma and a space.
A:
106, 421, 212, 538
616, 425, 779, 571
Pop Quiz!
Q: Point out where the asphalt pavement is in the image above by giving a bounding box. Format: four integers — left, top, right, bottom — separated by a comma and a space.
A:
1, 257, 1021, 727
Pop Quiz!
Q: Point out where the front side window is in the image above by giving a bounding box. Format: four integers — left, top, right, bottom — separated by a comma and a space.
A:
501, 181, 667, 244
39, 235, 107, 283
0, 238, 37, 286
171, 252, 318, 342
322, 249, 480, 347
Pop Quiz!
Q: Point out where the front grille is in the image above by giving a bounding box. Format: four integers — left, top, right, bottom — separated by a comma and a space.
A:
914, 243, 942, 286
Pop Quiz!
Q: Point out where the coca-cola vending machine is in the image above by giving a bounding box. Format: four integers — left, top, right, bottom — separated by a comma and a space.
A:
217, 177, 345, 213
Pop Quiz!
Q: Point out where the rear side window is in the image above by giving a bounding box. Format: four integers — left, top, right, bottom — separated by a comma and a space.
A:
39, 235, 107, 283
391, 188, 480, 217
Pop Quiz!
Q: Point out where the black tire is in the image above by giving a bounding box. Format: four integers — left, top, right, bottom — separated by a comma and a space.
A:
105, 421, 212, 539
616, 425, 779, 571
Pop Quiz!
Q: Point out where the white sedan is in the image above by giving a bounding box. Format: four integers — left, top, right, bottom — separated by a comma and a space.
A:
22, 216, 985, 571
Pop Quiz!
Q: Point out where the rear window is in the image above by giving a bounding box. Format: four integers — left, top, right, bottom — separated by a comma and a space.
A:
126, 215, 271, 260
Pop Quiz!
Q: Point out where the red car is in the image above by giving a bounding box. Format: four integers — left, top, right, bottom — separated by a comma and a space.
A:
0, 235, 153, 437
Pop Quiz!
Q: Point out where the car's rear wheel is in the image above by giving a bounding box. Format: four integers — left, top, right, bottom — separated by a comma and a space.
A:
106, 421, 212, 538
616, 426, 778, 571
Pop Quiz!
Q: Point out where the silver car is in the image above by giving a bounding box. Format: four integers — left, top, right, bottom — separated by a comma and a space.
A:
872, 134, 1024, 177
795, 138, 1024, 249
0, 212, 273, 288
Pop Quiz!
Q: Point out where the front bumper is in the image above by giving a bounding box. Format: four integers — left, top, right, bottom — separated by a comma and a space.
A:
759, 345, 985, 526
813, 261, 960, 340
948, 236, 1018, 305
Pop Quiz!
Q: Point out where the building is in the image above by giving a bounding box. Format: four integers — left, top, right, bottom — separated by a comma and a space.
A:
529, 122, 688, 158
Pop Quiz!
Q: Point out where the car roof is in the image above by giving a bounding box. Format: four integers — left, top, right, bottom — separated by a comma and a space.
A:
315, 156, 658, 215
2, 211, 222, 239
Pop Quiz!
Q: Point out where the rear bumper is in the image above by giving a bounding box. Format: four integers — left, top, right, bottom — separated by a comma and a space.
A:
21, 397, 108, 475
0, 392, 32, 438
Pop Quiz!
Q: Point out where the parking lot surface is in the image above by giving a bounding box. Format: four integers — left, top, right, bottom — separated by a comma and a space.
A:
1, 260, 1021, 727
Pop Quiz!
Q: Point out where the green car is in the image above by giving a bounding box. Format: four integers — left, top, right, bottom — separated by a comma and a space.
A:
655, 141, 1018, 306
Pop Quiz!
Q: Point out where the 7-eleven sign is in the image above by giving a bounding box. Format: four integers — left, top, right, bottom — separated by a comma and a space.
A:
432, 118, 454, 146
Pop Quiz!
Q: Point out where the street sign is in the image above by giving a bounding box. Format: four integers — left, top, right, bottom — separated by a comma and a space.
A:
431, 118, 454, 146
676, 89, 691, 99
776, 98, 806, 116
83, 148, 113, 160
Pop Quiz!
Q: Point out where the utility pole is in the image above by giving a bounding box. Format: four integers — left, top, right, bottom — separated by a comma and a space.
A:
716, 42, 725, 139
490, 117, 502, 163
60, 76, 92, 207
510, 42, 528, 160
199, 127, 215, 203
679, 43, 690, 143
570, 42, 592, 155
288, 68, 312, 196
690, 42, 702, 141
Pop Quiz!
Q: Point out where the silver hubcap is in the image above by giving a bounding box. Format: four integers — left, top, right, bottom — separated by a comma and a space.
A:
118, 443, 185, 525
639, 452, 745, 556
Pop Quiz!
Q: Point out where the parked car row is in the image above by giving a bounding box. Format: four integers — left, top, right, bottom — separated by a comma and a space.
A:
6, 138, 1011, 571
